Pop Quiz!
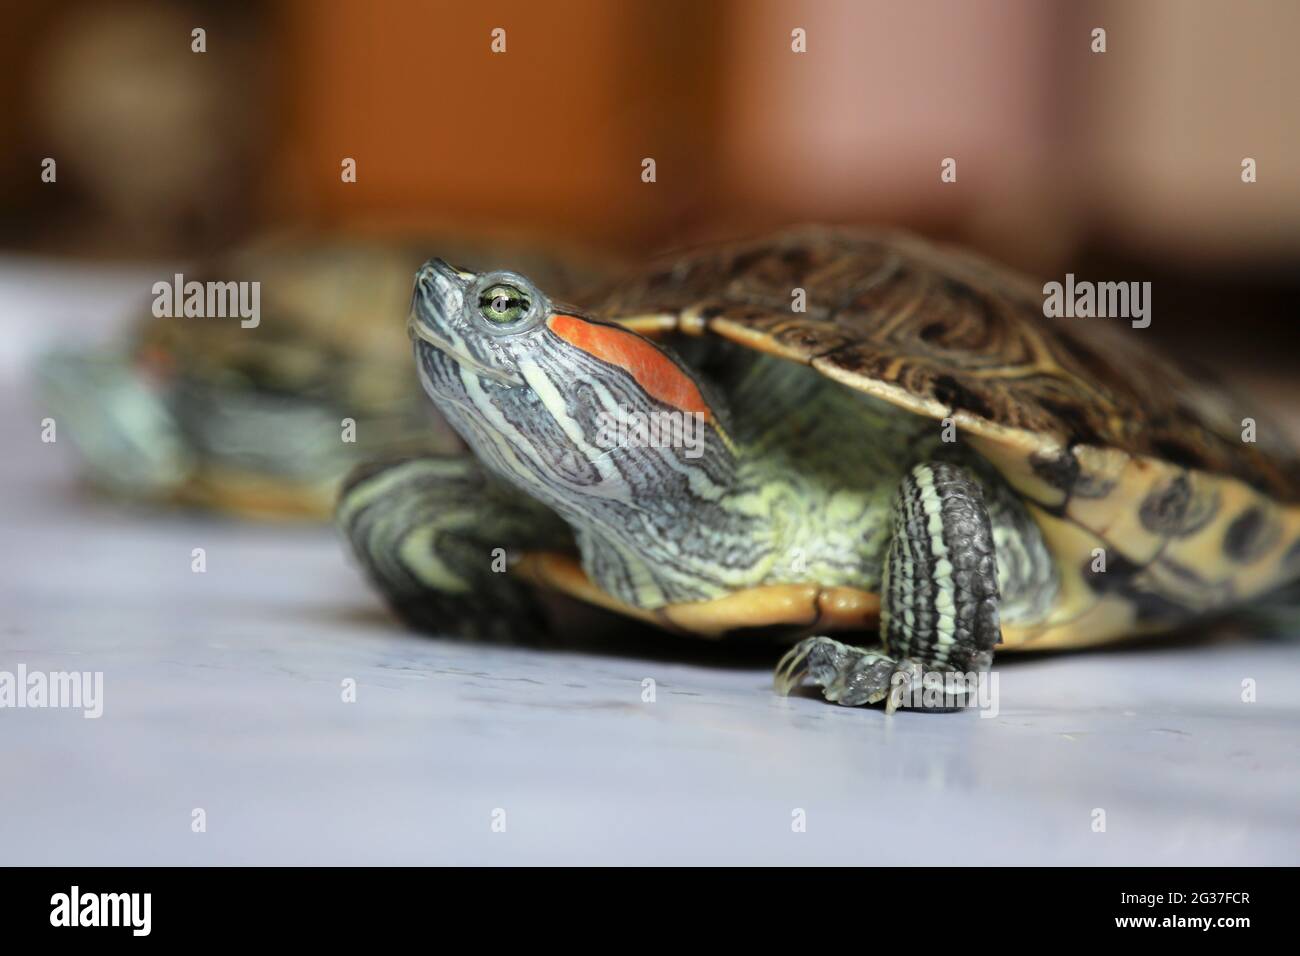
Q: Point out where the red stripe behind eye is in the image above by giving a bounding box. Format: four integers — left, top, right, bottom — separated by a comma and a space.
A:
546, 313, 711, 419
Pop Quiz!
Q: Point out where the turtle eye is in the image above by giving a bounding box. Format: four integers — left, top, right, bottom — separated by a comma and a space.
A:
478, 284, 531, 324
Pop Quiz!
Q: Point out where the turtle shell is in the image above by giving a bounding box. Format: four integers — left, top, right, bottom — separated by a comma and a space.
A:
587, 227, 1300, 648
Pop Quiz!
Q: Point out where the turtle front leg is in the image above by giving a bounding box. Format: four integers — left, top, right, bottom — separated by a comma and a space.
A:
337, 456, 571, 642
775, 462, 1001, 712
775, 637, 915, 709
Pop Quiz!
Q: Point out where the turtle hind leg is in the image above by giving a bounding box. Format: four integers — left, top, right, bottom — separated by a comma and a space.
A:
775, 461, 1001, 712
336, 456, 571, 642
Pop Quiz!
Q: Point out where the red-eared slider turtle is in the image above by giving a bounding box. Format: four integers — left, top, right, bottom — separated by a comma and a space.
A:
39, 233, 603, 519
338, 227, 1300, 711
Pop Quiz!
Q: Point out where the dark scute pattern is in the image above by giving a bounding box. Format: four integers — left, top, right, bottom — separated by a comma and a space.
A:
1080, 552, 1199, 624
594, 227, 1300, 502
932, 374, 996, 420
1223, 506, 1281, 564
1138, 474, 1219, 537
1029, 449, 1080, 495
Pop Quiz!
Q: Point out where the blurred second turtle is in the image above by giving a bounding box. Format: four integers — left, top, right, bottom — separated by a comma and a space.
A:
39, 231, 612, 520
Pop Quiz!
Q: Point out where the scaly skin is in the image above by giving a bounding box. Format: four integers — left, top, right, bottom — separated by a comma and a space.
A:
339, 260, 1063, 710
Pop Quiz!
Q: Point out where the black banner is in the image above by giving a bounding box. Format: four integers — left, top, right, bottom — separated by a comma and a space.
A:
0, 867, 1280, 942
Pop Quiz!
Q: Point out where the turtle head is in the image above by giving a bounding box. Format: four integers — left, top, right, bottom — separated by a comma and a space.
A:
408, 258, 549, 388
408, 259, 733, 511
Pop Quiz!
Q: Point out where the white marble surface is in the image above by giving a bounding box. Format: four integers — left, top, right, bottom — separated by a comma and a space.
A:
1, 261, 1298, 865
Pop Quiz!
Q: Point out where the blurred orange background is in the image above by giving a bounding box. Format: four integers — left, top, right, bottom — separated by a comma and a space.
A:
2, 0, 1298, 359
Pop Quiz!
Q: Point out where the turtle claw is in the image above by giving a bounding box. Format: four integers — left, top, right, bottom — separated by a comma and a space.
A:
775, 636, 920, 712
774, 636, 843, 696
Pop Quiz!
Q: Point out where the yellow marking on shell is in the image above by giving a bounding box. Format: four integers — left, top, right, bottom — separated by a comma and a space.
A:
707, 318, 830, 365
674, 307, 711, 335
608, 310, 710, 337
1280, 504, 1300, 578
1157, 480, 1300, 604
810, 359, 949, 421
1159, 483, 1271, 592
1087, 460, 1199, 565
1062, 445, 1131, 517
515, 552, 880, 638
996, 504, 1111, 648
965, 433, 1069, 510
609, 313, 682, 337
972, 431, 1300, 637
1062, 451, 1300, 607
1002, 597, 1138, 651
